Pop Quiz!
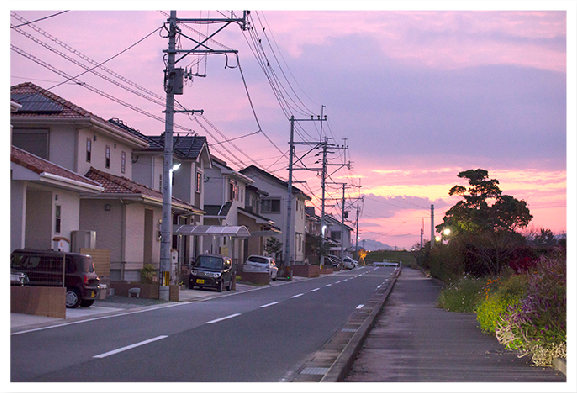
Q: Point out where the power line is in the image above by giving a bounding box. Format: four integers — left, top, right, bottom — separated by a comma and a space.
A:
10, 11, 69, 29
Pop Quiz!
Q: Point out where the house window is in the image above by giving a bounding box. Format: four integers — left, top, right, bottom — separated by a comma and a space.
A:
105, 145, 111, 168
86, 138, 92, 162
196, 171, 202, 194
55, 205, 61, 233
121, 151, 126, 174
262, 198, 281, 213
229, 180, 238, 201
159, 174, 163, 191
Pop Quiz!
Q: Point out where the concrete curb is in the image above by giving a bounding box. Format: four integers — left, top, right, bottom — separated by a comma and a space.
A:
553, 357, 566, 376
316, 266, 402, 382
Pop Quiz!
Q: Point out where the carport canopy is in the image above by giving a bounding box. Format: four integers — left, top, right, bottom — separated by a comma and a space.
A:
173, 225, 251, 238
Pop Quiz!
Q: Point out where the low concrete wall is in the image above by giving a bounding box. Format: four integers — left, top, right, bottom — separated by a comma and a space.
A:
238, 271, 269, 286
111, 282, 159, 299
292, 265, 321, 278
110, 282, 180, 302
11, 286, 66, 318
319, 267, 333, 275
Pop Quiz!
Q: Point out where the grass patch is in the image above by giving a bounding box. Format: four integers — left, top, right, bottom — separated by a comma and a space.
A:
437, 275, 485, 313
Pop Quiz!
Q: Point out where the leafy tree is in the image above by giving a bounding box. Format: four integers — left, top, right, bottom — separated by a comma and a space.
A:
438, 169, 533, 275
533, 228, 557, 248
264, 237, 283, 262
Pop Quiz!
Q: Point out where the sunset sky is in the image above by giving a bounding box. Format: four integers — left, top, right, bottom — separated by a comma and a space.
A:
8, 2, 575, 250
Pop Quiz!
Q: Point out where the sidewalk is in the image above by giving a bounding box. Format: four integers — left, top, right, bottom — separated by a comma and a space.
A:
344, 267, 567, 383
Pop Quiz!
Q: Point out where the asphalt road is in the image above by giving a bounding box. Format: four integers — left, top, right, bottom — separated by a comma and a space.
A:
11, 265, 396, 382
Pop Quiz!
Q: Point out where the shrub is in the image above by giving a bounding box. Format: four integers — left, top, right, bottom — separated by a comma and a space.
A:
140, 263, 157, 284
496, 253, 566, 366
437, 274, 485, 313
476, 274, 528, 334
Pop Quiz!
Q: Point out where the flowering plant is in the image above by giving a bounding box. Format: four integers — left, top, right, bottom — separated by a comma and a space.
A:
496, 253, 566, 366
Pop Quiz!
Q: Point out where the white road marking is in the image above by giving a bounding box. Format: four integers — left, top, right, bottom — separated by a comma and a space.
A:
292, 293, 304, 298
93, 335, 168, 359
356, 304, 364, 309
326, 284, 332, 287
206, 313, 242, 324
311, 288, 321, 292
260, 302, 279, 308
335, 281, 341, 284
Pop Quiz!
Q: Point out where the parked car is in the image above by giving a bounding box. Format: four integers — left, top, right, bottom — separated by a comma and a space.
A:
10, 270, 29, 286
324, 255, 341, 269
189, 254, 234, 292
10, 249, 100, 308
342, 257, 358, 270
244, 255, 278, 280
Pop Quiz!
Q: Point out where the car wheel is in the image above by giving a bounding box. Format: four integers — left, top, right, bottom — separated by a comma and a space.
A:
80, 299, 94, 307
189, 282, 194, 290
66, 288, 81, 308
217, 280, 223, 292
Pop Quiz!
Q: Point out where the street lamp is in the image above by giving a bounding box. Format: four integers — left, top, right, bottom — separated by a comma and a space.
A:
442, 228, 451, 244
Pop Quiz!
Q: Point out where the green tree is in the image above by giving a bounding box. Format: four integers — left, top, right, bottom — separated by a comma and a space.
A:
438, 169, 532, 275
264, 237, 283, 262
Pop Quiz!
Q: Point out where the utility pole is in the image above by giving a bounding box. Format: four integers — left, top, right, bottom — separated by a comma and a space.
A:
285, 114, 326, 278
160, 10, 249, 300
430, 204, 435, 249
355, 205, 360, 260
319, 137, 328, 267
421, 217, 424, 250
159, 11, 178, 301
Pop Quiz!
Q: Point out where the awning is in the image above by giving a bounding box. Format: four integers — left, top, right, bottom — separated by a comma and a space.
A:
173, 225, 251, 238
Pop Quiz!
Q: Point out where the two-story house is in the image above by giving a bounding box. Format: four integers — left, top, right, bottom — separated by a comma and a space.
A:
325, 214, 354, 261
239, 165, 310, 266
204, 156, 279, 265
10, 82, 199, 283
111, 119, 211, 272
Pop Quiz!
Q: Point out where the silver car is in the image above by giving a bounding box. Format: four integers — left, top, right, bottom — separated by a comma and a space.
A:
244, 255, 278, 280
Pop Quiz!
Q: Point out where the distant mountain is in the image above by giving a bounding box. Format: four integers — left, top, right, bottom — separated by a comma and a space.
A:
359, 239, 392, 251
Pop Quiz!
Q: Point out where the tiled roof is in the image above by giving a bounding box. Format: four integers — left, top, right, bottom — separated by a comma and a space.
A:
148, 134, 208, 160
108, 118, 208, 160
84, 167, 202, 214
108, 118, 163, 148
10, 82, 148, 144
11, 145, 102, 188
240, 165, 309, 199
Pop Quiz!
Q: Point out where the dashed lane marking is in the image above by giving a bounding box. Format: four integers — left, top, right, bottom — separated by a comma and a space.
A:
206, 313, 241, 324
260, 302, 279, 308
93, 335, 168, 359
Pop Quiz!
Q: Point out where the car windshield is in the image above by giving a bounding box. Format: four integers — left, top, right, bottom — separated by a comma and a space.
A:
248, 256, 268, 264
195, 256, 223, 271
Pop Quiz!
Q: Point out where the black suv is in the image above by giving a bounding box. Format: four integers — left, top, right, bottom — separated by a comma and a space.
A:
10, 249, 100, 308
189, 254, 234, 292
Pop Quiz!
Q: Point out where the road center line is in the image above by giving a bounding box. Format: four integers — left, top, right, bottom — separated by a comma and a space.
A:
207, 313, 242, 324
260, 302, 279, 308
356, 304, 364, 309
311, 288, 321, 292
326, 284, 332, 287
292, 293, 304, 298
93, 335, 168, 359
